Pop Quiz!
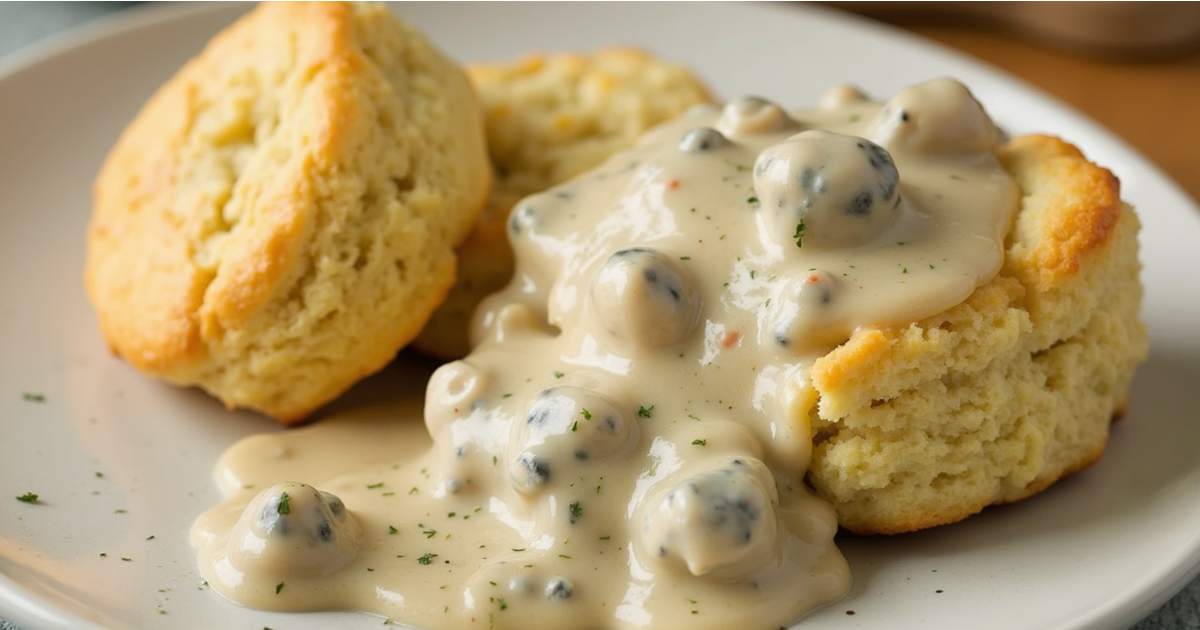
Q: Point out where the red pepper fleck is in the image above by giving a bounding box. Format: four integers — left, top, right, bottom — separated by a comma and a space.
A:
668, 179, 681, 191
722, 331, 741, 348
806, 274, 821, 284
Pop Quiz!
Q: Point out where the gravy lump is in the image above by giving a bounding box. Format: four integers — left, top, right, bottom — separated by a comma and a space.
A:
192, 78, 1017, 629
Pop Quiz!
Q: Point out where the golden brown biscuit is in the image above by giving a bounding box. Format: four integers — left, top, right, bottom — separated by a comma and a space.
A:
805, 135, 1148, 534
84, 2, 490, 423
413, 48, 714, 359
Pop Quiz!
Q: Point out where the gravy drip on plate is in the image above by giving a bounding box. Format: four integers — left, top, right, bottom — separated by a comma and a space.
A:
192, 78, 1016, 629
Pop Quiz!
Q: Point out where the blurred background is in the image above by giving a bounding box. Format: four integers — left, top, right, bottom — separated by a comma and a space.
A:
2, 2, 1196, 203
830, 1, 1200, 205
0, 3, 1196, 630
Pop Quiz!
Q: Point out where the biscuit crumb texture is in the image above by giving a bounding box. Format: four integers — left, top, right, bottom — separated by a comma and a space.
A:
806, 135, 1148, 534
84, 2, 489, 422
414, 48, 713, 359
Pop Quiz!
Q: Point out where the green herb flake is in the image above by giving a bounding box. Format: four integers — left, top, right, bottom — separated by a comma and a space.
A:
388, 525, 399, 535
680, 256, 691, 261
571, 420, 578, 432
94, 471, 104, 478
423, 528, 438, 539
692, 439, 707, 446
637, 405, 654, 418
121, 557, 132, 562
367, 482, 384, 489
275, 582, 285, 595
747, 196, 759, 205
277, 492, 291, 515
146, 535, 156, 541
794, 221, 806, 248
418, 553, 438, 565
688, 413, 700, 421
580, 408, 592, 421
21, 392, 45, 403
552, 370, 564, 379
15, 492, 38, 504
569, 501, 583, 522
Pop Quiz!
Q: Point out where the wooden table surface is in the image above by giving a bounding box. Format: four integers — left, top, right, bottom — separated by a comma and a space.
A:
894, 23, 1200, 207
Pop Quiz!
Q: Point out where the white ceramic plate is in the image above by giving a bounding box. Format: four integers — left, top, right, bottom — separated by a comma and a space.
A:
2, 3, 1198, 630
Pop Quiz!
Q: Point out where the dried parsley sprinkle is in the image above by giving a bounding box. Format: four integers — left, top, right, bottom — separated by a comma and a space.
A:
552, 370, 564, 379
422, 528, 438, 539
388, 525, 399, 535
366, 482, 384, 489
275, 582, 285, 594
580, 408, 592, 421
277, 492, 291, 515
794, 221, 806, 248
569, 501, 583, 522
692, 439, 707, 446
637, 405, 654, 418
21, 392, 45, 403
15, 492, 38, 503
418, 553, 438, 565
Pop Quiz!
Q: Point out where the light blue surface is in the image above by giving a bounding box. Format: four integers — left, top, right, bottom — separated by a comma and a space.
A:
0, 3, 1195, 630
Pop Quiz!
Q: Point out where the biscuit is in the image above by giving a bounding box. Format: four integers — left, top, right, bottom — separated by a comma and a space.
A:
413, 48, 713, 359
805, 134, 1148, 534
84, 2, 490, 423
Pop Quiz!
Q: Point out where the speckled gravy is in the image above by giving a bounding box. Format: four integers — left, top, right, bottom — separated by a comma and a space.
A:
192, 78, 1016, 630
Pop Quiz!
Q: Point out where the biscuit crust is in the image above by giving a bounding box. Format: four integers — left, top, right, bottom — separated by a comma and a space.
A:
85, 2, 489, 422
806, 135, 1147, 534
413, 48, 713, 359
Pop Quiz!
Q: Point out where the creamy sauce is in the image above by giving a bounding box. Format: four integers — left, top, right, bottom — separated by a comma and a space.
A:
192, 78, 1016, 629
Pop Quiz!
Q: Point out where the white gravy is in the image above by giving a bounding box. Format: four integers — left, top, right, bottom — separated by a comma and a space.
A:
192, 77, 1016, 629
